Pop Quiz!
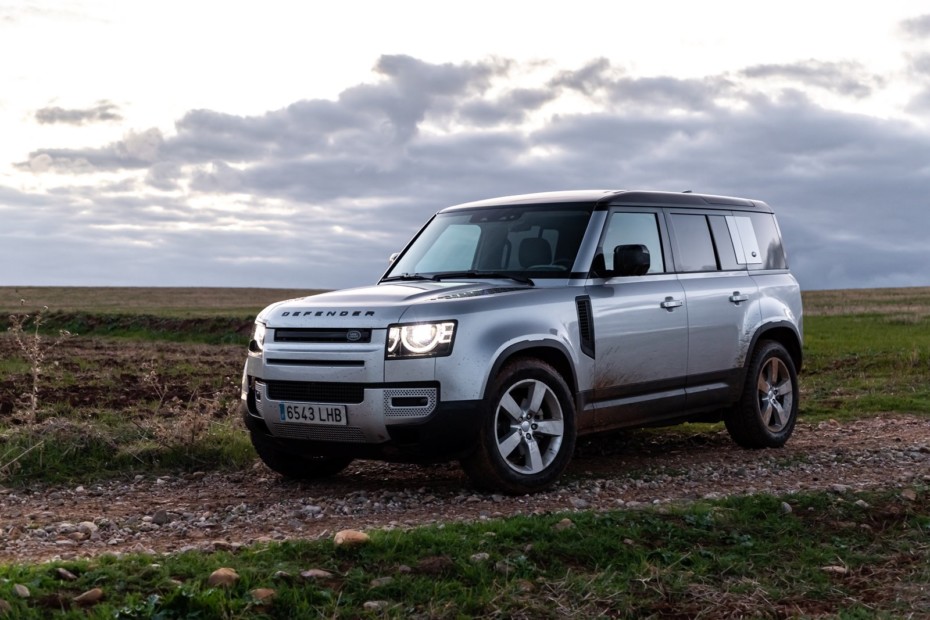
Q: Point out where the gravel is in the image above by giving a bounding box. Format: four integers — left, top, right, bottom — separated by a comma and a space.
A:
1, 415, 928, 563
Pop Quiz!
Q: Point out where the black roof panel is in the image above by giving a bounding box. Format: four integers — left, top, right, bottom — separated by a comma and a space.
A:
443, 190, 770, 213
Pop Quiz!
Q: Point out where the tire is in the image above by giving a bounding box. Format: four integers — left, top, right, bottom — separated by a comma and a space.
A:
461, 359, 576, 494
250, 431, 353, 480
725, 340, 799, 449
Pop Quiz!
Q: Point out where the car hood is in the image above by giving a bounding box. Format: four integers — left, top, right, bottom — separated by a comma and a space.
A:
259, 281, 532, 328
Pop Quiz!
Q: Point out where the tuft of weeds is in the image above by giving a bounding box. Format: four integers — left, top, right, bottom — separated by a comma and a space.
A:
2, 303, 73, 480
6, 303, 73, 422
134, 360, 240, 463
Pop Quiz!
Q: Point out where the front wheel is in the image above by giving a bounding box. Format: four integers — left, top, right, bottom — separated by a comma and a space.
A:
250, 431, 353, 480
461, 359, 576, 494
725, 340, 799, 448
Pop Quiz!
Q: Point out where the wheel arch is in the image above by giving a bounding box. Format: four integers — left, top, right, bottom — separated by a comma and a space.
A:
485, 340, 578, 400
747, 321, 803, 372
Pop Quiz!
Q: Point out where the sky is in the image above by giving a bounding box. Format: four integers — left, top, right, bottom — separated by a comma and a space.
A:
2, 1, 929, 292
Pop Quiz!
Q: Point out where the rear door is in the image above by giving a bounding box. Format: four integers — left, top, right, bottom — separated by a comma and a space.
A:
667, 211, 762, 407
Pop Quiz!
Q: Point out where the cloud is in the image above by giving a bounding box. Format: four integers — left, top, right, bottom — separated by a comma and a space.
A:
20, 127, 163, 172
900, 14, 930, 37
5, 54, 930, 291
35, 101, 123, 124
741, 60, 883, 98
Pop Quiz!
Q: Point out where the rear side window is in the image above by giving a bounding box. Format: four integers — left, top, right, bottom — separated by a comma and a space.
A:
708, 216, 741, 270
747, 213, 788, 270
670, 214, 716, 272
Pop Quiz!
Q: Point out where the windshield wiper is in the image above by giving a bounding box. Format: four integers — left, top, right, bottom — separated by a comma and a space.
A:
380, 273, 433, 282
431, 271, 535, 286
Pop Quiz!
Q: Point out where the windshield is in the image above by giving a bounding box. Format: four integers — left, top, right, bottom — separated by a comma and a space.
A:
384, 204, 593, 281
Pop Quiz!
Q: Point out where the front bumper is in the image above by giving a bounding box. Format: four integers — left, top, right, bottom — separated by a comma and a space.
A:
242, 377, 482, 462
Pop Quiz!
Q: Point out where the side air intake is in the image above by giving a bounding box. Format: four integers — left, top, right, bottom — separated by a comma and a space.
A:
575, 295, 595, 358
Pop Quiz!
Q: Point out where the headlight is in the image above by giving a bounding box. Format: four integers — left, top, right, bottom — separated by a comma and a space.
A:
386, 321, 456, 358
249, 321, 267, 353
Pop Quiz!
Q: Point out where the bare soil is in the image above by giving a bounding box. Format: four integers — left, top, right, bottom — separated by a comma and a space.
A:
2, 414, 928, 564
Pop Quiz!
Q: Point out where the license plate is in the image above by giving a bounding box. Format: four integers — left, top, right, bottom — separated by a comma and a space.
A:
278, 403, 348, 426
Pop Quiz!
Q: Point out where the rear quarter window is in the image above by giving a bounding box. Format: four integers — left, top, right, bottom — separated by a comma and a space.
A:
746, 212, 788, 270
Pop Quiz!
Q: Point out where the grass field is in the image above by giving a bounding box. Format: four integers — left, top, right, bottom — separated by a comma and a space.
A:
1, 286, 928, 617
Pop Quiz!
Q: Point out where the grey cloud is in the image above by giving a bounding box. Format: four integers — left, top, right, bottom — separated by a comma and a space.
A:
21, 127, 164, 173
551, 58, 730, 111
146, 162, 183, 190
190, 161, 244, 193
35, 101, 123, 125
910, 53, 930, 76
338, 54, 508, 144
741, 60, 883, 98
900, 14, 930, 37
459, 88, 556, 125
158, 55, 511, 166
907, 89, 930, 113
550, 58, 616, 95
905, 54, 930, 111
5, 55, 930, 292
609, 76, 731, 111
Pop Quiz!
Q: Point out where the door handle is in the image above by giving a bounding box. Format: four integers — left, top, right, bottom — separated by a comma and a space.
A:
729, 292, 749, 304
660, 297, 683, 311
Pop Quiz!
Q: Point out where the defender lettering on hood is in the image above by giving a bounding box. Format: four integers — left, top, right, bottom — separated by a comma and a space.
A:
280, 310, 376, 317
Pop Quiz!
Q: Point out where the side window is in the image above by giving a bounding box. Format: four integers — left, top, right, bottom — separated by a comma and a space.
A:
413, 224, 480, 272
747, 213, 788, 270
725, 215, 762, 265
602, 212, 665, 273
670, 214, 717, 272
708, 215, 741, 271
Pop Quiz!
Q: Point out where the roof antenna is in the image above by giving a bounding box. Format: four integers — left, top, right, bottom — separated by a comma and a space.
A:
682, 190, 692, 193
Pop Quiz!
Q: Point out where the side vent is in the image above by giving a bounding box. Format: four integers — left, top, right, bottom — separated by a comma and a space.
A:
575, 295, 595, 359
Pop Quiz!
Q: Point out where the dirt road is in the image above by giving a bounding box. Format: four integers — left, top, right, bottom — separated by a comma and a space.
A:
2, 415, 928, 564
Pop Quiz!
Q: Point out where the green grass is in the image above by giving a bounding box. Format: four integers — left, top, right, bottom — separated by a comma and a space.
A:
0, 489, 926, 618
801, 313, 930, 420
0, 418, 255, 484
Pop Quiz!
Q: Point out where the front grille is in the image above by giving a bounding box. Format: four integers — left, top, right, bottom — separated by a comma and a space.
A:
267, 359, 364, 368
261, 380, 365, 404
268, 422, 367, 443
274, 328, 372, 343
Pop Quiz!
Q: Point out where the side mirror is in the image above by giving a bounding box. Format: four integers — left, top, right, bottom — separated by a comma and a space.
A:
613, 244, 650, 276
388, 252, 399, 264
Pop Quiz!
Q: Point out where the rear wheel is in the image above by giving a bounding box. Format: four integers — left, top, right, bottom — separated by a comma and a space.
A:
461, 359, 576, 494
250, 431, 353, 480
725, 340, 798, 448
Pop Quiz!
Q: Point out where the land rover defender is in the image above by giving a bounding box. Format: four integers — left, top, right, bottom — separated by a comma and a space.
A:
241, 190, 803, 494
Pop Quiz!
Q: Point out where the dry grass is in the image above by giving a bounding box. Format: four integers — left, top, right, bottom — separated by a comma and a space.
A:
0, 286, 322, 318
6, 307, 72, 422
803, 287, 930, 318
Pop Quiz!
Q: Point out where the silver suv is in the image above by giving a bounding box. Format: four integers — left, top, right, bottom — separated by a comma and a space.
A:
241, 190, 803, 494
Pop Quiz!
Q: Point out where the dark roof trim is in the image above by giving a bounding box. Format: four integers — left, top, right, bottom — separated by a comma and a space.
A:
607, 191, 757, 208
444, 190, 771, 213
